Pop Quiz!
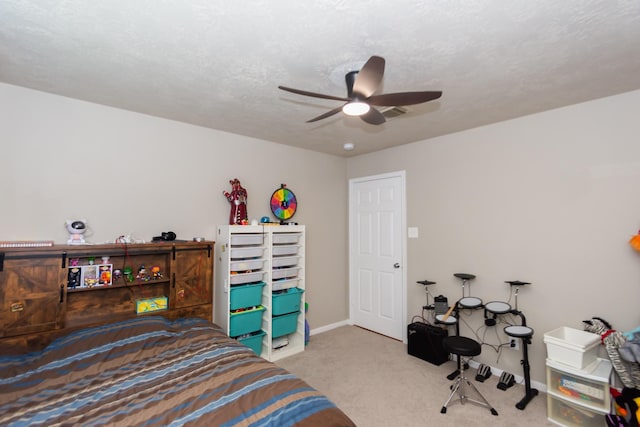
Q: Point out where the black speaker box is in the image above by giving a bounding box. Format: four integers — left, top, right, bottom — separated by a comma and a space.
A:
407, 322, 449, 366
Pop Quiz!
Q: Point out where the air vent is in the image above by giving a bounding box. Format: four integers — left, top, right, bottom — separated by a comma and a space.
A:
380, 106, 408, 119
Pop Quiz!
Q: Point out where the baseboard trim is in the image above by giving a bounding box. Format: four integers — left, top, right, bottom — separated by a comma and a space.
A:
310, 319, 351, 336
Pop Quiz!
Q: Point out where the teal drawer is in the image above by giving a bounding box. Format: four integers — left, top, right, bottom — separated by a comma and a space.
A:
272, 311, 300, 338
272, 287, 304, 316
237, 330, 265, 356
230, 282, 265, 310
229, 306, 265, 337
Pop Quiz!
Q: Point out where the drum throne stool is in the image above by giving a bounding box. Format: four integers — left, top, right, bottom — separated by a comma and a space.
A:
440, 335, 499, 416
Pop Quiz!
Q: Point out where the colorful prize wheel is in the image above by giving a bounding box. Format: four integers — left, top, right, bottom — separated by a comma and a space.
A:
270, 184, 297, 224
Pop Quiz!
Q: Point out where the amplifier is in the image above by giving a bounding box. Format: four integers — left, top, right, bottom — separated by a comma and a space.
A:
407, 322, 449, 366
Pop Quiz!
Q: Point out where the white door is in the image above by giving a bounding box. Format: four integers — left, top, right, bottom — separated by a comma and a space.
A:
349, 171, 406, 341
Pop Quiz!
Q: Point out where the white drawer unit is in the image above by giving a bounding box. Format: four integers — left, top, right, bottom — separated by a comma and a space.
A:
546, 358, 612, 426
547, 394, 607, 427
215, 225, 305, 362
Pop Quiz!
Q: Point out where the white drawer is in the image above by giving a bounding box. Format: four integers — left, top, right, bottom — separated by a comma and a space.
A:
230, 259, 266, 272
272, 267, 300, 280
229, 270, 265, 285
273, 233, 301, 244
230, 246, 265, 259
272, 278, 301, 291
272, 245, 300, 256
272, 256, 300, 268
547, 393, 606, 427
546, 358, 611, 413
230, 234, 264, 246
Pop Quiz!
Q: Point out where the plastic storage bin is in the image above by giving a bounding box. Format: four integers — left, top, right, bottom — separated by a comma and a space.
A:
229, 306, 265, 337
229, 270, 265, 285
272, 287, 304, 316
272, 267, 300, 280
273, 233, 301, 244
543, 327, 600, 369
230, 246, 265, 259
230, 259, 265, 272
547, 393, 606, 427
272, 311, 300, 338
272, 256, 300, 268
272, 245, 300, 256
272, 278, 300, 291
230, 234, 264, 246
237, 330, 265, 356
230, 282, 265, 310
546, 358, 611, 412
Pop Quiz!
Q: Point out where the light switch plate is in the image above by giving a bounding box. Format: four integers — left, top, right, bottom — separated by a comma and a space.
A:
408, 227, 419, 238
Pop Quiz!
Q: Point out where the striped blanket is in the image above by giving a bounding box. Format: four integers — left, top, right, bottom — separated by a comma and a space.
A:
0, 316, 355, 427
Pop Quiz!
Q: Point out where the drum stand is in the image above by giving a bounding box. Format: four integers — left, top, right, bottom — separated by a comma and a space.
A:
504, 281, 538, 410
416, 279, 436, 311
454, 273, 476, 302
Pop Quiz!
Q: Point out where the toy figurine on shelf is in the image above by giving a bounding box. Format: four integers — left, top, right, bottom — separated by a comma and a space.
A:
223, 178, 248, 225
151, 266, 163, 279
99, 265, 112, 286
124, 266, 134, 282
65, 220, 87, 245
136, 265, 150, 281
68, 267, 81, 289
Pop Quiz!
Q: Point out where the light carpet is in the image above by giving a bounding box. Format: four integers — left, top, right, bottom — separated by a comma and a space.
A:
276, 325, 555, 426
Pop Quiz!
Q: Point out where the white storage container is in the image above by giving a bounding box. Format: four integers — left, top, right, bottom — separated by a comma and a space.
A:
273, 233, 301, 245
230, 234, 264, 246
230, 259, 266, 272
546, 358, 611, 412
229, 271, 265, 285
543, 327, 600, 369
272, 256, 300, 268
272, 278, 300, 291
547, 393, 606, 427
230, 246, 265, 260
272, 267, 300, 280
272, 245, 300, 256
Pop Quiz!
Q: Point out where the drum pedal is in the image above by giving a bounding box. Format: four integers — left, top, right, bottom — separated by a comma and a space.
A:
497, 372, 515, 390
475, 364, 492, 382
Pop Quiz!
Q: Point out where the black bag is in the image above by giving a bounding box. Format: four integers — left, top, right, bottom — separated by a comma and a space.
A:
407, 322, 449, 366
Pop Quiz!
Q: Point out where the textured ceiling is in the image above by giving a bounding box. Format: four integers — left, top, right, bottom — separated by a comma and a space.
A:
1, 1, 640, 157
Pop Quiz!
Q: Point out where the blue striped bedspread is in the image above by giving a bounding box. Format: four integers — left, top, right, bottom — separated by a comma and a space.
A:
0, 316, 355, 426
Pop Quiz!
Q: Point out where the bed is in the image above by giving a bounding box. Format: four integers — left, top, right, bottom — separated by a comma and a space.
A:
0, 316, 356, 426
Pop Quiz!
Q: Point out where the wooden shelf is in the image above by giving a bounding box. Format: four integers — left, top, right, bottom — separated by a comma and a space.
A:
67, 279, 171, 292
0, 241, 214, 355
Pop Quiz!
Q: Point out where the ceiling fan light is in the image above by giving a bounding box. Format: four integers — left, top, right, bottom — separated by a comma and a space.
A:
342, 101, 370, 116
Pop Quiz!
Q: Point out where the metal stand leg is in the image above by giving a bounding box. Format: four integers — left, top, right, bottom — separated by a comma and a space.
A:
441, 359, 498, 416
515, 338, 539, 410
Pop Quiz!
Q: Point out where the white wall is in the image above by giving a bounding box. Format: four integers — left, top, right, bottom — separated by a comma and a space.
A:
347, 90, 640, 383
0, 83, 349, 330
4, 82, 639, 385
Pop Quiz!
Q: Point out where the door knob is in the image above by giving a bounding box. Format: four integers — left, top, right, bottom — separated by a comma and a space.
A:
394, 263, 400, 269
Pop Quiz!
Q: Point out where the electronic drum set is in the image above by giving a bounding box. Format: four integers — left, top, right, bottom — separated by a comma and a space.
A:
418, 273, 539, 410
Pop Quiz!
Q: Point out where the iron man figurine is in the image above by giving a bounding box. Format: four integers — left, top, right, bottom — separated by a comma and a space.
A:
223, 178, 248, 225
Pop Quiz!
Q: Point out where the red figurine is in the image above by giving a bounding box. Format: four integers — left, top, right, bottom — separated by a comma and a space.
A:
223, 178, 248, 225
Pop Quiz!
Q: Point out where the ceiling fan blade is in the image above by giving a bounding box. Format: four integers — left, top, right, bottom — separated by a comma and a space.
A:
360, 107, 386, 125
352, 56, 385, 98
367, 91, 442, 106
306, 105, 346, 123
278, 86, 350, 102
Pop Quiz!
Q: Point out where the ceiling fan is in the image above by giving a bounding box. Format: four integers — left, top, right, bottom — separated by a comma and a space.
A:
278, 55, 442, 125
